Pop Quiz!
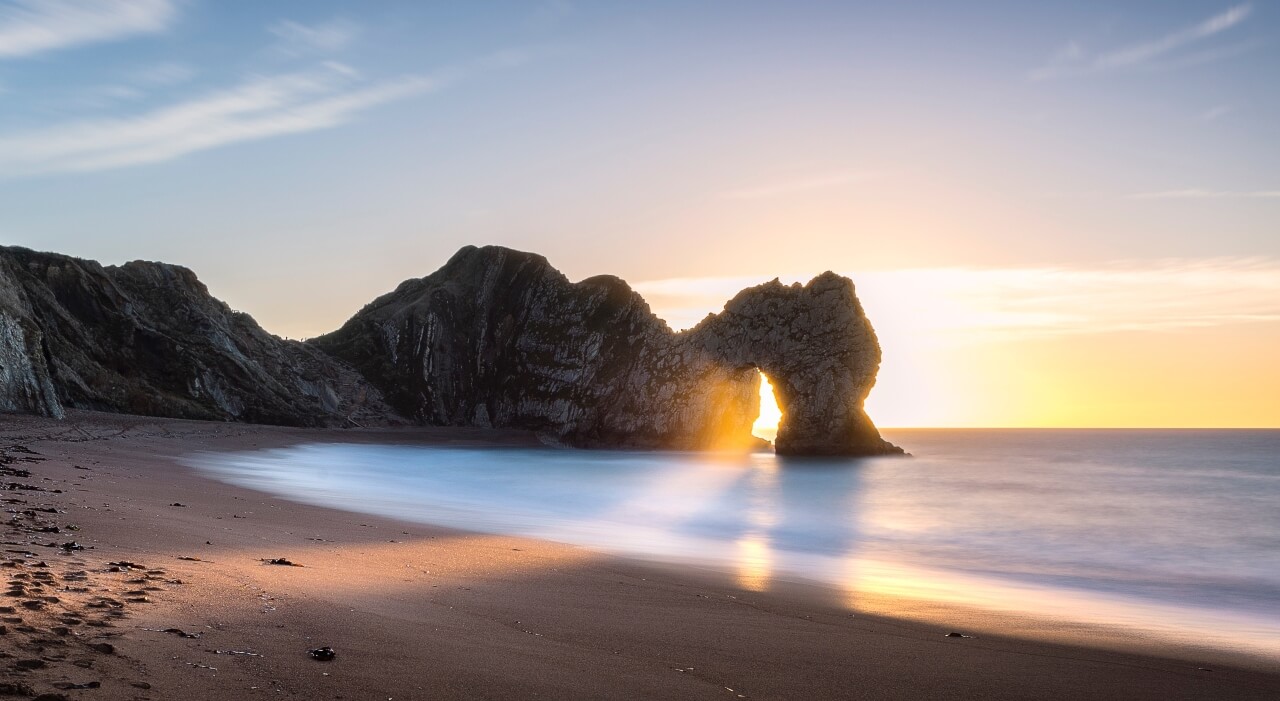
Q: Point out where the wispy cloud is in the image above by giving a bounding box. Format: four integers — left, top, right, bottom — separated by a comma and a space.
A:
270, 18, 359, 56
0, 67, 426, 175
527, 0, 573, 30
322, 60, 360, 79
1198, 104, 1236, 122
1031, 4, 1253, 80
0, 51, 533, 176
1096, 4, 1251, 68
0, 0, 175, 59
130, 61, 195, 87
1126, 189, 1280, 200
719, 171, 876, 200
71, 62, 197, 108
633, 258, 1280, 339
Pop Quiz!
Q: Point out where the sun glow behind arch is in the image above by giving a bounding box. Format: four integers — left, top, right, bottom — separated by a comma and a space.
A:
635, 260, 1280, 428
752, 371, 783, 442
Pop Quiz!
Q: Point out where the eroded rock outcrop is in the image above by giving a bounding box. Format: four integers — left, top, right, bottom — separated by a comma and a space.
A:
1, 244, 899, 455
689, 272, 896, 455
0, 246, 392, 426
314, 245, 901, 455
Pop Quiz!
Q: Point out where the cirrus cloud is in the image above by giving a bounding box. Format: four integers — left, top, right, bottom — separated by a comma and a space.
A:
1031, 4, 1253, 80
633, 257, 1280, 340
270, 17, 359, 56
0, 66, 428, 175
0, 50, 533, 176
0, 0, 175, 59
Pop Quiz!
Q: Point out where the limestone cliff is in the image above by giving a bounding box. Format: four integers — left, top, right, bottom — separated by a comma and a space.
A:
0, 246, 392, 426
313, 246, 901, 455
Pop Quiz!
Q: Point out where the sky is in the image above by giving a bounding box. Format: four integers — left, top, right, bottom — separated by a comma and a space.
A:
0, 0, 1276, 428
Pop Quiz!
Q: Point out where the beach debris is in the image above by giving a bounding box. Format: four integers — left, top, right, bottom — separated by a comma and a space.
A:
59, 541, 84, 551
170, 502, 186, 507
308, 646, 337, 661
263, 557, 302, 567
177, 556, 202, 561
107, 560, 146, 570
944, 632, 972, 638
53, 681, 101, 690
86, 597, 123, 609
144, 627, 200, 639
215, 649, 262, 657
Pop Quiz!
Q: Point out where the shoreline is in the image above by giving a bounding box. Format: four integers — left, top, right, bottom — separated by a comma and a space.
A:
2, 411, 1277, 700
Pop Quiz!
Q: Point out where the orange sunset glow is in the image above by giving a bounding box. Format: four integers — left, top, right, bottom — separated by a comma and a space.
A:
639, 261, 1280, 429
3, 4, 1278, 698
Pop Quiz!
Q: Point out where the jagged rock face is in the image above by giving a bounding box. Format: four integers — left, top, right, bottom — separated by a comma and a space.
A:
0, 246, 393, 427
314, 246, 900, 455
312, 247, 707, 443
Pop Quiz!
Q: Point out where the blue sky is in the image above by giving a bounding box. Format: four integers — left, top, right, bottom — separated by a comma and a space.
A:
0, 1, 1276, 425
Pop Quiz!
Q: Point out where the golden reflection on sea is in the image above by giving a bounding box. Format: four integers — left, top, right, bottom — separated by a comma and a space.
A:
734, 454, 778, 591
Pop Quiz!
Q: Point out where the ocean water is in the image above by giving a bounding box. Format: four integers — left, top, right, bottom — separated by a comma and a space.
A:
189, 429, 1280, 660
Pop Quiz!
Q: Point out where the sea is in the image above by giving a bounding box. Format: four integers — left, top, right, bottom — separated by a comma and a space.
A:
189, 429, 1280, 662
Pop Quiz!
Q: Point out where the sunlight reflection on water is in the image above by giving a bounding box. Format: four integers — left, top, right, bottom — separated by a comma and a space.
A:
188, 429, 1280, 661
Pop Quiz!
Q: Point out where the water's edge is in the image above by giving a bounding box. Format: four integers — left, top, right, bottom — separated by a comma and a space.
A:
187, 429, 1280, 667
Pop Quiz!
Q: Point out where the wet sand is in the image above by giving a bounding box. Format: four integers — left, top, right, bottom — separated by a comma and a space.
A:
0, 411, 1276, 700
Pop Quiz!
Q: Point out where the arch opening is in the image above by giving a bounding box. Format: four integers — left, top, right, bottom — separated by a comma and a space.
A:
751, 369, 783, 444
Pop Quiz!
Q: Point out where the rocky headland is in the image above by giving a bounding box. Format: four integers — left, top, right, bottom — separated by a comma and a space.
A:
0, 244, 900, 456
0, 247, 391, 427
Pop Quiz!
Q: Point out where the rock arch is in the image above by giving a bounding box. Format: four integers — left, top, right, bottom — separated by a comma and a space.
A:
681, 273, 898, 455
316, 246, 902, 456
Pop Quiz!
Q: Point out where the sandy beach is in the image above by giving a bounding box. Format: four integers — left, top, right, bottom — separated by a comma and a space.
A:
0, 412, 1276, 700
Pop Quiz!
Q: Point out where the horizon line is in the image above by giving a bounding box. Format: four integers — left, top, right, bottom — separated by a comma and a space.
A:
875, 425, 1280, 430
